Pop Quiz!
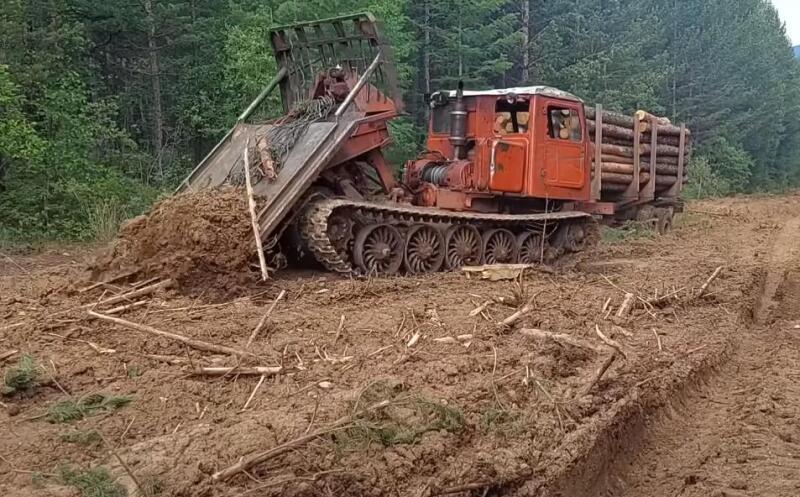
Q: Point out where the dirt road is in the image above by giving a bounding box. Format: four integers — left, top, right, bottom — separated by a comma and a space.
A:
1, 193, 799, 497
595, 212, 800, 497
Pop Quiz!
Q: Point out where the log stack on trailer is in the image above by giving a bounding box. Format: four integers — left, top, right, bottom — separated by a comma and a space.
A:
586, 106, 691, 204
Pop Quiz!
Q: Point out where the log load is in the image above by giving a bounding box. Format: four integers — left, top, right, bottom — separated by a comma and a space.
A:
587, 105, 692, 199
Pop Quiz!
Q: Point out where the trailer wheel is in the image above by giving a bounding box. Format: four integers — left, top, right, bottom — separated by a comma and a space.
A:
655, 207, 674, 235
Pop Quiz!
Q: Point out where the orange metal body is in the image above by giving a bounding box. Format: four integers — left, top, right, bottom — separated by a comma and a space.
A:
414, 93, 592, 211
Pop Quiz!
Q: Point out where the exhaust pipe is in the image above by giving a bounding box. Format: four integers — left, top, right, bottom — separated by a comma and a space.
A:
449, 81, 467, 160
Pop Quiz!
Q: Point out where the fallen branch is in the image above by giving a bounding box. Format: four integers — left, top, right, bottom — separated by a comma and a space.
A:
79, 270, 138, 293
469, 300, 492, 317
241, 374, 266, 411
616, 292, 635, 317
212, 399, 391, 480
500, 297, 535, 328
105, 300, 149, 315
578, 352, 617, 398
652, 329, 663, 352
594, 324, 627, 359
0, 350, 19, 362
519, 328, 605, 354
143, 354, 186, 365
97, 279, 173, 308
88, 311, 253, 357
246, 289, 286, 347
243, 137, 269, 281
193, 366, 283, 377
694, 266, 724, 300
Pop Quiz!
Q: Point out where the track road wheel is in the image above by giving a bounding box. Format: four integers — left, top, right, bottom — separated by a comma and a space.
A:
444, 225, 482, 269
517, 231, 544, 264
404, 225, 445, 274
563, 222, 588, 252
482, 229, 518, 265
353, 224, 404, 275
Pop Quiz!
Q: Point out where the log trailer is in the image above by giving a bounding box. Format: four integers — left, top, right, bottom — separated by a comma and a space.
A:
179, 13, 691, 276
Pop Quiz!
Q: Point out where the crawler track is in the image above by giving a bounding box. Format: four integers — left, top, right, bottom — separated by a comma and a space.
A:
299, 198, 599, 275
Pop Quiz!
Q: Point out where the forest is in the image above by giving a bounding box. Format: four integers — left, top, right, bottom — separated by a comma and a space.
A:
1, 0, 799, 240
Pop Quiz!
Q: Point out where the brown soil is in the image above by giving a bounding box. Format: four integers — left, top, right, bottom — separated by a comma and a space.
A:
1, 193, 799, 497
90, 188, 257, 296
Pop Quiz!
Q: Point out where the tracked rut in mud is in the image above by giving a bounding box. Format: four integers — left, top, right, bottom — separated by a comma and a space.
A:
561, 215, 800, 497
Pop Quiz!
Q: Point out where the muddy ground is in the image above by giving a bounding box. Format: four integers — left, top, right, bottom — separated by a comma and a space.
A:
1, 193, 799, 497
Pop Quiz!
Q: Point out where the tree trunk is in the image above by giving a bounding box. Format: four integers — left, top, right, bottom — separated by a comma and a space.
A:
521, 0, 530, 82
599, 142, 684, 158
424, 0, 431, 94
144, 0, 163, 180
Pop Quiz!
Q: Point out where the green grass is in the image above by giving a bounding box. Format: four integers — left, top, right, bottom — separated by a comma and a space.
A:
46, 394, 133, 423
480, 408, 524, 437
59, 465, 127, 497
2, 354, 41, 395
337, 397, 465, 449
601, 222, 656, 243
60, 429, 104, 446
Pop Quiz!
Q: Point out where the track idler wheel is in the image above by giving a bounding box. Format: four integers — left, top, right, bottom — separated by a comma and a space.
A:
517, 231, 545, 264
444, 225, 482, 269
404, 225, 445, 274
353, 224, 404, 275
482, 229, 518, 264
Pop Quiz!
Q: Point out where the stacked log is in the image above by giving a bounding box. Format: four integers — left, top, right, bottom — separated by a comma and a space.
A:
587, 107, 691, 197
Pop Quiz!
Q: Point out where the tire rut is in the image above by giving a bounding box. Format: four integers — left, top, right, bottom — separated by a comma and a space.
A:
599, 216, 800, 497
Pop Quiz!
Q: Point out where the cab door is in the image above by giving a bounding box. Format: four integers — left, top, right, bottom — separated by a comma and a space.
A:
488, 97, 530, 193
542, 103, 586, 189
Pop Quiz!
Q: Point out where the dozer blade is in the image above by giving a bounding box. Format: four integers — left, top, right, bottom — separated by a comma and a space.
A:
177, 12, 397, 245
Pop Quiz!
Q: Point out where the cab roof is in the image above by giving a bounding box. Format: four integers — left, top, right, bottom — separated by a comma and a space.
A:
444, 86, 582, 102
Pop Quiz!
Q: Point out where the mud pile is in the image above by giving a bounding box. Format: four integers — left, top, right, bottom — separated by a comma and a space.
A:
93, 188, 257, 294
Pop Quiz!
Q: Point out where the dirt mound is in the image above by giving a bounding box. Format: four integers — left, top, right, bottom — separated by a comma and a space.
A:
93, 188, 257, 294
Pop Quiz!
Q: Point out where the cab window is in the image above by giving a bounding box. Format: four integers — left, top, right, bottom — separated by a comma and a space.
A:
548, 107, 582, 142
431, 102, 452, 134
494, 96, 530, 135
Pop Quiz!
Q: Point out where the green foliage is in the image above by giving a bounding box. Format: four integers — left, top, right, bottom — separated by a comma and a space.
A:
2, 0, 800, 242
46, 394, 133, 423
60, 430, 104, 447
59, 465, 127, 497
338, 397, 464, 449
601, 222, 656, 244
2, 354, 41, 395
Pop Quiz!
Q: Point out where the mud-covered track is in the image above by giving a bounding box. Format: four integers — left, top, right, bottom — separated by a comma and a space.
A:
299, 198, 599, 275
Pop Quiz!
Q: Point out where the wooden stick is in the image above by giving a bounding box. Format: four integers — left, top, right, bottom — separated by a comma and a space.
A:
652, 329, 663, 352
243, 137, 269, 281
500, 298, 535, 328
578, 352, 617, 397
143, 354, 186, 365
0, 349, 19, 362
616, 292, 635, 317
212, 399, 391, 481
334, 314, 345, 342
694, 266, 723, 300
469, 300, 492, 317
97, 279, 173, 308
105, 300, 149, 315
193, 366, 283, 377
246, 289, 286, 347
519, 328, 605, 354
88, 311, 253, 357
78, 270, 138, 293
433, 482, 493, 496
595, 324, 627, 359
241, 374, 266, 411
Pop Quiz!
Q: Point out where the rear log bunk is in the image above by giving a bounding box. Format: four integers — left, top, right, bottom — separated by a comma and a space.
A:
586, 106, 691, 200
